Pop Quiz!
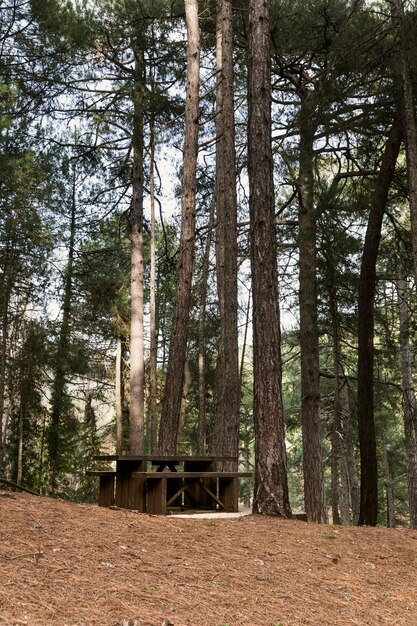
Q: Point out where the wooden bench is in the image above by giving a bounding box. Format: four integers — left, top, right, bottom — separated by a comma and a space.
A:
133, 471, 252, 515
86, 471, 116, 507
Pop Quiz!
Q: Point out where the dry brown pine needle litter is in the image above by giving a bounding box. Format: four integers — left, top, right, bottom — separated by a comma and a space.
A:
1, 493, 417, 625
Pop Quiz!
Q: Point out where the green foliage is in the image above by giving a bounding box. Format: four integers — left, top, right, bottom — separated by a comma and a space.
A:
77, 213, 131, 337
4, 321, 49, 490
30, 0, 95, 48
67, 394, 103, 502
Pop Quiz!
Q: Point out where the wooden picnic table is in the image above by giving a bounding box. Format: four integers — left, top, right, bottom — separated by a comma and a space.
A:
88, 455, 252, 514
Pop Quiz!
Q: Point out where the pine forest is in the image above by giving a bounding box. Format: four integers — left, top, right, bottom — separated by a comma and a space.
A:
2, 0, 417, 528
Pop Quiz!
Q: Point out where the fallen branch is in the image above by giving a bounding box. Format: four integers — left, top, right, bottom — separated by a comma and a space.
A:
2, 550, 44, 562
0, 477, 39, 496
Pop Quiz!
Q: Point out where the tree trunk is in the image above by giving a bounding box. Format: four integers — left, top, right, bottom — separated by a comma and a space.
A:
47, 164, 77, 493
159, 0, 200, 454
402, 57, 417, 285
339, 376, 360, 525
129, 53, 146, 455
381, 430, 396, 528
198, 203, 215, 454
325, 250, 358, 525
330, 409, 341, 524
211, 0, 239, 470
115, 334, 123, 454
0, 289, 11, 473
396, 274, 417, 529
248, 0, 291, 517
357, 117, 402, 525
240, 288, 252, 509
149, 116, 158, 454
16, 324, 34, 486
391, 0, 417, 531
179, 358, 191, 446
0, 239, 17, 472
239, 288, 251, 389
392, 0, 417, 287
17, 406, 24, 485
298, 93, 327, 523
343, 389, 360, 525
328, 279, 343, 524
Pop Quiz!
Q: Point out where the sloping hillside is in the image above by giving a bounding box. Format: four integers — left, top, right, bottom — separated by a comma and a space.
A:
1, 492, 416, 626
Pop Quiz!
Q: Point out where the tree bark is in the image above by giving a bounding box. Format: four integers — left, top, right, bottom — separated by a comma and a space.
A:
330, 401, 341, 524
0, 287, 11, 473
390, 0, 417, 528
211, 0, 239, 470
0, 234, 18, 472
325, 249, 358, 525
298, 93, 327, 523
341, 379, 360, 525
149, 116, 158, 454
198, 203, 215, 454
129, 52, 146, 455
248, 0, 291, 517
391, 0, 417, 286
357, 118, 402, 525
159, 0, 200, 454
396, 274, 417, 529
17, 404, 24, 486
329, 281, 343, 524
179, 358, 191, 443
381, 430, 396, 528
115, 334, 123, 454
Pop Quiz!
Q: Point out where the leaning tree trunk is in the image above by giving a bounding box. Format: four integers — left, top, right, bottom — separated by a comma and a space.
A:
357, 118, 402, 525
396, 273, 417, 528
129, 52, 146, 455
211, 0, 239, 470
298, 93, 327, 523
248, 0, 291, 517
159, 0, 200, 454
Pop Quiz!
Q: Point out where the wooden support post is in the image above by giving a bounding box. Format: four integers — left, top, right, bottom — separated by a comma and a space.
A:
147, 476, 167, 515
98, 474, 115, 507
115, 460, 146, 511
219, 476, 238, 512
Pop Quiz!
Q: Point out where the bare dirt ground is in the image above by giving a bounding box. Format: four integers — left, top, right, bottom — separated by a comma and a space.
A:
1, 492, 417, 626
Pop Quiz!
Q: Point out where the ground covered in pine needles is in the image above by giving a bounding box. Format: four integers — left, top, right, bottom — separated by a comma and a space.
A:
1, 492, 417, 626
